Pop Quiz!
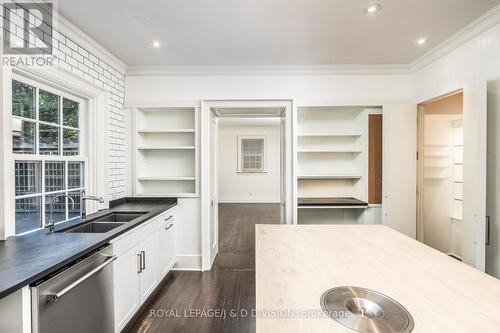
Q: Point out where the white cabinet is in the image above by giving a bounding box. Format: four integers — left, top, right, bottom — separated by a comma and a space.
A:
138, 231, 159, 303
159, 214, 176, 278
113, 247, 141, 331
112, 210, 176, 332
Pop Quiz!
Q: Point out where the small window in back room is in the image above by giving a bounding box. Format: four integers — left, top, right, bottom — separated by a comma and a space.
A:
238, 136, 266, 173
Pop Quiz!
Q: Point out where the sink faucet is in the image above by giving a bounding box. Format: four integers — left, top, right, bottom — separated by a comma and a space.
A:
45, 194, 75, 232
81, 190, 104, 221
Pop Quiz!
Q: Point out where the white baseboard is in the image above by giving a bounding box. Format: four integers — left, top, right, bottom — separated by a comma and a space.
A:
172, 255, 202, 271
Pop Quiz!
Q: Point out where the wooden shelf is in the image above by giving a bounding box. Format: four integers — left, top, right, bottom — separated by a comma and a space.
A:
137, 129, 195, 134
298, 133, 362, 137
298, 197, 368, 208
297, 148, 362, 153
137, 176, 195, 181
424, 166, 449, 169
298, 205, 368, 209
137, 146, 195, 150
297, 175, 362, 180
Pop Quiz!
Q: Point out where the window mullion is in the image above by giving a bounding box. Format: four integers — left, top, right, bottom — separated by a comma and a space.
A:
65, 161, 69, 220
40, 161, 45, 228
60, 96, 63, 156
35, 87, 40, 155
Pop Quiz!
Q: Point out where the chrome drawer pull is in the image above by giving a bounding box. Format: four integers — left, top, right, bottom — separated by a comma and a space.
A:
141, 250, 146, 270
137, 253, 142, 273
165, 224, 174, 231
48, 255, 117, 302
165, 216, 174, 222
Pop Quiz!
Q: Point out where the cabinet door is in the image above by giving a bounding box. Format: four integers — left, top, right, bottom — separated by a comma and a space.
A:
159, 215, 176, 278
138, 231, 160, 304
383, 104, 417, 238
113, 247, 140, 332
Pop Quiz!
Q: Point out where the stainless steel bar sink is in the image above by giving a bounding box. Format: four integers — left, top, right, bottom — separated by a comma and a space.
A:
61, 222, 125, 233
320, 286, 414, 333
56, 212, 146, 233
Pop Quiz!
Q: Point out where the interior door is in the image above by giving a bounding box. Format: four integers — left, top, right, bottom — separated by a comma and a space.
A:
209, 115, 219, 265
382, 104, 417, 238
487, 80, 500, 278
280, 117, 286, 223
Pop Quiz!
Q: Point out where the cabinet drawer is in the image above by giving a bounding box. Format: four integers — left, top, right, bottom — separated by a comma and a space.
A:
111, 213, 166, 257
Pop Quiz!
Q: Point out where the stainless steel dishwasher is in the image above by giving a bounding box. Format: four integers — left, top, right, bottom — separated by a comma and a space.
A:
31, 245, 116, 333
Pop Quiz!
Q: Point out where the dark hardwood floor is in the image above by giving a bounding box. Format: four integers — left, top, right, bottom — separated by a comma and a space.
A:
125, 203, 281, 333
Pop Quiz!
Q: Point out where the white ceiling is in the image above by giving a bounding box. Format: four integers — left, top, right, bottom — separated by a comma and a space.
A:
58, 0, 500, 66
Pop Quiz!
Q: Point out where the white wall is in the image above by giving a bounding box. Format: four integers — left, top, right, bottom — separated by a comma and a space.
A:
126, 73, 413, 270
1, 2, 127, 201
412, 19, 500, 269
218, 125, 281, 203
126, 74, 413, 102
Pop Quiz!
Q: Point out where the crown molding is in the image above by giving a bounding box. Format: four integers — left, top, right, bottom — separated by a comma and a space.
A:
410, 3, 500, 72
56, 13, 127, 74
126, 64, 412, 76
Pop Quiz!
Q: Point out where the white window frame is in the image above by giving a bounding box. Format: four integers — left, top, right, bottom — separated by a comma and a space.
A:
12, 74, 88, 235
0, 65, 109, 239
237, 135, 267, 173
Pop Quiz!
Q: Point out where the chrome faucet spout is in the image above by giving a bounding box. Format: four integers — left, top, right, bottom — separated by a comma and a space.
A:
46, 194, 75, 232
81, 190, 104, 221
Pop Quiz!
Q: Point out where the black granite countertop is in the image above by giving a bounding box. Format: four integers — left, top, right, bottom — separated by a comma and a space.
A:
0, 197, 177, 299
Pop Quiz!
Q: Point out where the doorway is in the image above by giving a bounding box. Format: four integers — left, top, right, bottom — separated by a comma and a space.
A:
201, 101, 292, 271
417, 92, 464, 259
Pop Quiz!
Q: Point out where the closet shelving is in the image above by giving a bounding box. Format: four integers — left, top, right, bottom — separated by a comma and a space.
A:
452, 119, 464, 221
133, 106, 199, 197
423, 144, 451, 180
296, 106, 378, 224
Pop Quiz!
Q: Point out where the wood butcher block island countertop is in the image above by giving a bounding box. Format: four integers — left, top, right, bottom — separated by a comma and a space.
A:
255, 225, 500, 333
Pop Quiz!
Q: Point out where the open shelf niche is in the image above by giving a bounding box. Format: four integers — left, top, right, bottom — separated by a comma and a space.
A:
133, 107, 199, 197
296, 106, 382, 224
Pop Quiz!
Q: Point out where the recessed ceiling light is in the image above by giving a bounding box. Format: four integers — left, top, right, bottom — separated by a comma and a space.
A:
364, 3, 381, 14
416, 37, 428, 46
150, 40, 161, 48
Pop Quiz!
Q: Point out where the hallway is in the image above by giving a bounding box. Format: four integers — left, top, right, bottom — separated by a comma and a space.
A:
125, 203, 281, 333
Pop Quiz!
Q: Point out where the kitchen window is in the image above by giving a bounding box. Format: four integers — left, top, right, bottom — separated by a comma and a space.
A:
238, 136, 266, 173
12, 78, 87, 235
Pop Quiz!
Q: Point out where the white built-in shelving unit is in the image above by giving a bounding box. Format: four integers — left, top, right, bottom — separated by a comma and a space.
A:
296, 106, 382, 224
133, 106, 199, 197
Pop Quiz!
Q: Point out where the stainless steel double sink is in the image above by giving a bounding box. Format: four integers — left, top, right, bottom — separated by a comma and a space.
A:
58, 212, 147, 233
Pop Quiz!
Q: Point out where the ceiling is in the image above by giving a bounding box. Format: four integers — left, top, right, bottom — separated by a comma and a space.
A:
58, 0, 500, 66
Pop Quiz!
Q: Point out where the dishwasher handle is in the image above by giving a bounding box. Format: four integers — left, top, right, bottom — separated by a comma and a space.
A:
47, 255, 117, 302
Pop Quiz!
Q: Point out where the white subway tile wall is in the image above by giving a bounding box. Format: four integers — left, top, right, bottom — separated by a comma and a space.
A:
1, 1, 126, 200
